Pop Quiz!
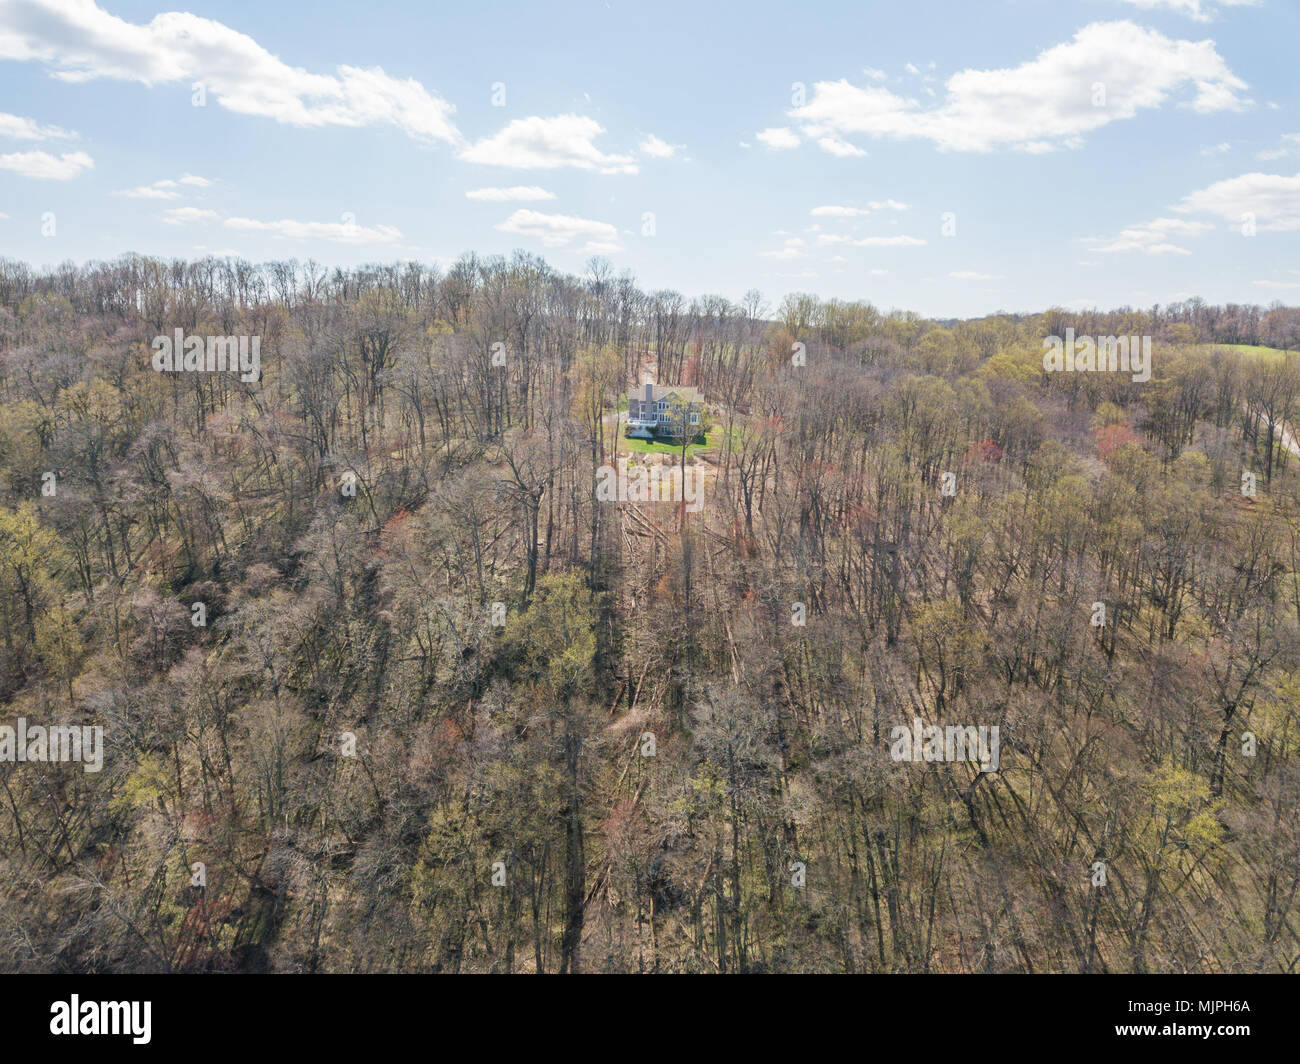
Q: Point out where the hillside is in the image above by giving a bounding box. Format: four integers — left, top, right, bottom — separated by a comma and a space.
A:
1, 256, 1299, 973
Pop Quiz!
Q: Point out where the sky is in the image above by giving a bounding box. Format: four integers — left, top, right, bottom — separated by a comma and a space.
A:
0, 0, 1298, 318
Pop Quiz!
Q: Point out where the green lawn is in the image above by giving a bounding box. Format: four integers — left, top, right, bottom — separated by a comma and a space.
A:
619, 430, 714, 458
616, 421, 742, 460
1199, 343, 1294, 362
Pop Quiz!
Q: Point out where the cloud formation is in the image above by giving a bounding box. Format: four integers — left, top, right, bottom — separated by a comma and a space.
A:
1111, 0, 1259, 23
224, 215, 403, 243
162, 206, 219, 225
1088, 169, 1300, 255
465, 186, 556, 202
117, 173, 212, 199
0, 0, 461, 144
0, 148, 92, 179
817, 233, 926, 247
161, 205, 403, 243
1176, 171, 1300, 232
755, 127, 799, 150
1091, 216, 1213, 255
811, 202, 909, 217
495, 208, 619, 251
461, 115, 636, 173
638, 134, 676, 158
0, 110, 74, 139
769, 21, 1248, 154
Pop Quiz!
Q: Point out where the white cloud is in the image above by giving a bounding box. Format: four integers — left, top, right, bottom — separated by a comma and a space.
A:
465, 186, 556, 202
811, 201, 908, 217
638, 133, 676, 158
761, 236, 809, 260
0, 111, 74, 140
1091, 216, 1212, 254
121, 185, 180, 200
117, 174, 214, 199
162, 207, 219, 225
817, 233, 926, 247
1089, 169, 1300, 255
1110, 0, 1259, 23
950, 270, 1003, 280
816, 135, 866, 157
191, 245, 244, 257
1256, 133, 1300, 161
0, 0, 460, 144
1253, 280, 1300, 290
0, 148, 92, 179
223, 215, 402, 243
784, 21, 1248, 155
172, 206, 402, 246
461, 115, 636, 173
853, 235, 925, 247
755, 126, 800, 150
495, 208, 619, 249
1175, 171, 1300, 231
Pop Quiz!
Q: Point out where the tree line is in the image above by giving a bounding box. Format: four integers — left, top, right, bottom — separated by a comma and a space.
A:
1, 252, 1298, 972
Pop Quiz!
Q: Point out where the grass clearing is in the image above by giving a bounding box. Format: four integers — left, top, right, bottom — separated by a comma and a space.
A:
615, 422, 743, 461
1198, 343, 1295, 363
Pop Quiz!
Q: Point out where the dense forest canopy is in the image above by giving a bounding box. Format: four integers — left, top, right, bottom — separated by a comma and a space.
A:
2, 251, 1299, 973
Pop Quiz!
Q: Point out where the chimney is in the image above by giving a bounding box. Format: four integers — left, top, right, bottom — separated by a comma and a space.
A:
644, 382, 653, 410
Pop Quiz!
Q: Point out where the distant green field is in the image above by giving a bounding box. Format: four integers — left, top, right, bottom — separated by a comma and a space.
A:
1199, 343, 1294, 362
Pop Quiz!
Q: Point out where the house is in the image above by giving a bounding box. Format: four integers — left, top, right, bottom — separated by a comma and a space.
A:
625, 382, 706, 440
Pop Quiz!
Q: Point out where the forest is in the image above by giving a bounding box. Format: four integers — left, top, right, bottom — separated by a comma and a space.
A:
1, 252, 1299, 973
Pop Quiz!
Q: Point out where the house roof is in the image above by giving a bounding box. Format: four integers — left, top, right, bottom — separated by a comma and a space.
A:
633, 384, 703, 403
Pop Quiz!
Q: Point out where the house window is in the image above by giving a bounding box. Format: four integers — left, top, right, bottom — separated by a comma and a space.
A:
689, 413, 699, 425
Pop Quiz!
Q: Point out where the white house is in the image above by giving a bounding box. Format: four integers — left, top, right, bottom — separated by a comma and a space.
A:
625, 382, 706, 440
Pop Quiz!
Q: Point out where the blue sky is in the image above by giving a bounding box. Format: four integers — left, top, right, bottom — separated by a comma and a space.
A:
1, 0, 1298, 317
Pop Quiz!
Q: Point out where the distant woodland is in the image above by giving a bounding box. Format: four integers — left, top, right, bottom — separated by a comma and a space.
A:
2, 252, 1299, 973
